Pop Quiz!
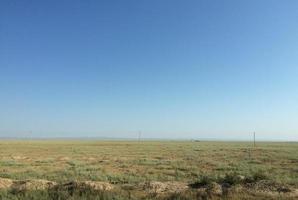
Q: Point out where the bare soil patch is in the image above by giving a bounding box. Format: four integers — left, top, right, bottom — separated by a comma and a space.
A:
0, 178, 13, 189
11, 179, 57, 191
61, 181, 114, 191
140, 181, 189, 194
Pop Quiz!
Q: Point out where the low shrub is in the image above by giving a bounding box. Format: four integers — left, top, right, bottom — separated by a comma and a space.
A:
219, 172, 243, 185
189, 175, 216, 188
245, 170, 269, 183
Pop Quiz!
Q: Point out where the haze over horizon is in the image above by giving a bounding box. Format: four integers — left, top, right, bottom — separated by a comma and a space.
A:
1, 1, 298, 141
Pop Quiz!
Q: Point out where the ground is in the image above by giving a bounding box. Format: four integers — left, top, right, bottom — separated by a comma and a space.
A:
0, 140, 297, 199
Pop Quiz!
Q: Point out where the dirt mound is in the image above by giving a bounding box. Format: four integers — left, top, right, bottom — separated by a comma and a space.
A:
81, 181, 114, 191
206, 182, 222, 196
141, 181, 189, 194
242, 180, 298, 198
245, 180, 293, 193
0, 178, 113, 192
62, 181, 114, 191
0, 178, 13, 189
289, 189, 298, 198
11, 179, 57, 191
0, 177, 297, 198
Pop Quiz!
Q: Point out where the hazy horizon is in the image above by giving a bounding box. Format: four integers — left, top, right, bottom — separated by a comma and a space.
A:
1, 1, 298, 141
0, 130, 297, 142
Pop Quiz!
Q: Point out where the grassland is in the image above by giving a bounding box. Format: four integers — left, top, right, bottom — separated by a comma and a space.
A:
0, 140, 297, 199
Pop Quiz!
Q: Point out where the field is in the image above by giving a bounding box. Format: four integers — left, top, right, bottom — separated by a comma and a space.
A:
0, 140, 297, 199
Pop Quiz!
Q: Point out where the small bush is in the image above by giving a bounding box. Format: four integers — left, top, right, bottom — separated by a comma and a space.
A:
190, 175, 216, 188
219, 172, 243, 185
252, 170, 269, 181
245, 170, 269, 183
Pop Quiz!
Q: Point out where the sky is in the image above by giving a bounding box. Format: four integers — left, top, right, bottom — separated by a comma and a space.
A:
0, 0, 298, 140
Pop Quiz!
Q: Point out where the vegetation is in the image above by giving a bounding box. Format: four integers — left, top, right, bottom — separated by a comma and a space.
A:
0, 140, 297, 199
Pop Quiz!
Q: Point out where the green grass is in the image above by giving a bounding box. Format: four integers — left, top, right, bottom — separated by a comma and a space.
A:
0, 140, 297, 185
0, 140, 297, 199
0, 189, 128, 200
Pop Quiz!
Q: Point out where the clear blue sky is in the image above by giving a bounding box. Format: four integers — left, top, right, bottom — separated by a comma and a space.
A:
1, 0, 298, 140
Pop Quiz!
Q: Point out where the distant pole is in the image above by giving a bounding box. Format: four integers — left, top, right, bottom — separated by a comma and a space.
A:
253, 132, 256, 147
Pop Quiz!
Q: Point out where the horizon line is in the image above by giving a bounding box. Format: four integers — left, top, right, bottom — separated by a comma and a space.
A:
0, 136, 297, 142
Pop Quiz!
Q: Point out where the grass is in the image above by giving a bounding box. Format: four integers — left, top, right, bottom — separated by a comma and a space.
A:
0, 189, 128, 200
0, 140, 297, 199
